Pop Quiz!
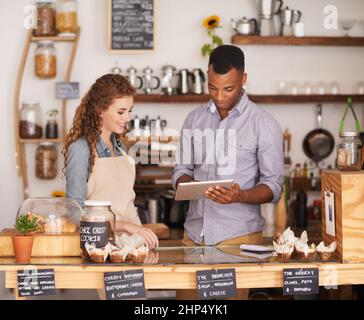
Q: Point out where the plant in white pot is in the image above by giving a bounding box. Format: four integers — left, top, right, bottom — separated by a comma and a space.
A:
12, 215, 40, 262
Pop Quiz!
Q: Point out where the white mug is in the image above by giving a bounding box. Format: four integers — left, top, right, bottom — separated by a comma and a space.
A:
293, 22, 305, 37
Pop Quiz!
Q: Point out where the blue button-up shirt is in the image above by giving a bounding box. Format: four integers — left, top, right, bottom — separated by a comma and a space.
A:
66, 134, 127, 206
172, 92, 284, 245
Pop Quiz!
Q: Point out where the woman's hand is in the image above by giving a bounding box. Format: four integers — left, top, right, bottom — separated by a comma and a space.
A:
135, 226, 159, 249
116, 221, 159, 249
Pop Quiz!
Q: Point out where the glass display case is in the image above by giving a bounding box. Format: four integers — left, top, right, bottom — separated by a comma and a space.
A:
16, 198, 82, 234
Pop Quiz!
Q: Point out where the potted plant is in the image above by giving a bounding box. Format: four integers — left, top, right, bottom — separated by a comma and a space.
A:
12, 215, 40, 262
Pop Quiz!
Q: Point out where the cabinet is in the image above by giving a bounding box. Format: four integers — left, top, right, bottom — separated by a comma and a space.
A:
14, 28, 81, 199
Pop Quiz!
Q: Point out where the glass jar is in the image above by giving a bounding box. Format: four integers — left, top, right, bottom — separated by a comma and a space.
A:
336, 132, 362, 171
80, 201, 116, 259
45, 109, 59, 139
56, 0, 78, 34
33, 1, 56, 36
35, 142, 58, 179
35, 40, 57, 78
19, 101, 43, 139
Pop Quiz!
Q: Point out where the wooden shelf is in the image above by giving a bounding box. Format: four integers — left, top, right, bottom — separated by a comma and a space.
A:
231, 35, 364, 46
134, 184, 173, 190
20, 138, 63, 144
135, 94, 364, 104
31, 29, 79, 42
135, 94, 209, 103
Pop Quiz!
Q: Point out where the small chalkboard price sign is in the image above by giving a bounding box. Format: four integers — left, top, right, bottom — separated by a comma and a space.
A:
196, 268, 237, 300
55, 82, 79, 99
108, 0, 154, 52
104, 269, 146, 300
283, 268, 319, 295
17, 268, 56, 297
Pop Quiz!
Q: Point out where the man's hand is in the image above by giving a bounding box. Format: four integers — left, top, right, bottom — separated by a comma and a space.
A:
205, 183, 241, 204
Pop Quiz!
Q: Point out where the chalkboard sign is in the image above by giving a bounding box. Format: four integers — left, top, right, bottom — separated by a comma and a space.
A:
196, 268, 237, 300
108, 0, 154, 51
80, 221, 109, 249
283, 268, 319, 295
17, 268, 56, 297
104, 269, 146, 300
55, 82, 79, 99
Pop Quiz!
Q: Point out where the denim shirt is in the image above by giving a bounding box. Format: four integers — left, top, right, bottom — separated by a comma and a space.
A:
172, 92, 284, 245
66, 134, 127, 207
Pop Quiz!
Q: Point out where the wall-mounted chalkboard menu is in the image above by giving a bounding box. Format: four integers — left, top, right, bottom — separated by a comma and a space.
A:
108, 0, 154, 52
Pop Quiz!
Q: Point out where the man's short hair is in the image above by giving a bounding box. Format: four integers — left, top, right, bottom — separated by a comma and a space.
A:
208, 45, 245, 74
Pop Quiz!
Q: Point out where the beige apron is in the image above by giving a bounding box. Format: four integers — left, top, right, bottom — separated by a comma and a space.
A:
86, 149, 141, 225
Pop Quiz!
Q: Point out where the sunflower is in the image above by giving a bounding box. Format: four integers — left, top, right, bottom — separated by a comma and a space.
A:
203, 15, 220, 29
51, 190, 66, 198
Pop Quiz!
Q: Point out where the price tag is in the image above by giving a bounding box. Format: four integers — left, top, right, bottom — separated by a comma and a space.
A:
325, 191, 336, 237
55, 82, 79, 99
283, 268, 319, 295
104, 270, 146, 300
196, 268, 237, 300
17, 268, 56, 297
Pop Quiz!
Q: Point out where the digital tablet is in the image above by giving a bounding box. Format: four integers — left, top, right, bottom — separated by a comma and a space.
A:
175, 179, 234, 201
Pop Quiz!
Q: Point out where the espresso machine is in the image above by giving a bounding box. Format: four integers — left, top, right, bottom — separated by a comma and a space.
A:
257, 0, 283, 36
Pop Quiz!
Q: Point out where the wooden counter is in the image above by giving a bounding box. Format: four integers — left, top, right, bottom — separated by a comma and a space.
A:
1, 249, 364, 299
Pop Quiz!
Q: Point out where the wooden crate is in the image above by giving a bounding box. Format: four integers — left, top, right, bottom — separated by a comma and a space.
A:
321, 170, 364, 262
0, 223, 170, 257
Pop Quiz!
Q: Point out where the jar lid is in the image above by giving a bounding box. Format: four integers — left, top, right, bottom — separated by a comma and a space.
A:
37, 40, 55, 45
339, 131, 360, 137
84, 200, 111, 207
23, 100, 40, 106
36, 1, 54, 5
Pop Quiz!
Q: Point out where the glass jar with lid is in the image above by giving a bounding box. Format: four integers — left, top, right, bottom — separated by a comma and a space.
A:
35, 40, 57, 78
80, 200, 116, 259
336, 131, 362, 171
19, 101, 43, 139
35, 142, 58, 179
55, 0, 78, 34
33, 1, 56, 36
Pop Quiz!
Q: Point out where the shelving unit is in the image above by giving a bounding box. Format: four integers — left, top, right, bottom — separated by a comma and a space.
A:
231, 35, 364, 46
135, 94, 364, 104
14, 28, 81, 199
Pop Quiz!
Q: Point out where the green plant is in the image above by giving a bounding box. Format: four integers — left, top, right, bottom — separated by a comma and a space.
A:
14, 215, 40, 235
201, 15, 223, 57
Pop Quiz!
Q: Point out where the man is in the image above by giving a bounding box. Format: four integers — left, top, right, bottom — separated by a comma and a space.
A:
172, 45, 284, 299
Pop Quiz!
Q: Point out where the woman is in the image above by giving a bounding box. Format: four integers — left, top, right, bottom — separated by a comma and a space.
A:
63, 74, 158, 249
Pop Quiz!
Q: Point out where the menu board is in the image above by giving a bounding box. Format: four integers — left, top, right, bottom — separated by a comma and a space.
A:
283, 268, 319, 295
17, 268, 56, 297
109, 0, 154, 51
104, 270, 146, 300
196, 268, 237, 300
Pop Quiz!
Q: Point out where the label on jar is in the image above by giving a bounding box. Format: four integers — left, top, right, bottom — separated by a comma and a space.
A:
80, 221, 109, 249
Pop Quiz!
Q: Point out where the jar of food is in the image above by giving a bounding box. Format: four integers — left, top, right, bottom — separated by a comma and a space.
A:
19, 101, 43, 139
45, 109, 59, 139
337, 132, 362, 171
33, 1, 56, 36
35, 40, 57, 78
80, 201, 116, 260
35, 142, 58, 179
56, 0, 78, 34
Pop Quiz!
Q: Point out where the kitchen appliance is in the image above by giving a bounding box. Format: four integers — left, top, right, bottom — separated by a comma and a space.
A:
231, 17, 258, 35
126, 66, 143, 90
302, 104, 335, 163
128, 115, 142, 137
191, 68, 206, 94
280, 6, 302, 36
161, 64, 177, 95
150, 116, 167, 137
142, 66, 160, 95
257, 0, 283, 36
177, 69, 193, 94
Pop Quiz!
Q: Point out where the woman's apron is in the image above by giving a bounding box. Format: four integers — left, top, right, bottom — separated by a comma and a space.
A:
86, 149, 141, 225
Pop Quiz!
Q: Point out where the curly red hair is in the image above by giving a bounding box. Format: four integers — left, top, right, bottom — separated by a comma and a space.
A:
63, 74, 136, 174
